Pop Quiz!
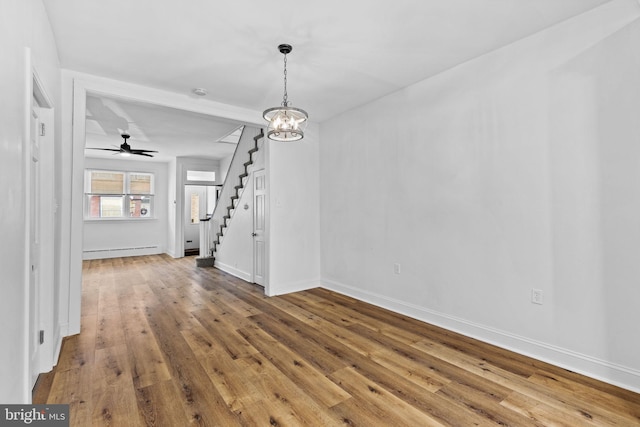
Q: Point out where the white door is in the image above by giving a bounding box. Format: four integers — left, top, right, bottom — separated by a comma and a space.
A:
184, 185, 207, 254
29, 100, 41, 388
253, 170, 266, 286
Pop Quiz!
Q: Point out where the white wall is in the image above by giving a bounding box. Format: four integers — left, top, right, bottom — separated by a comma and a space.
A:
215, 172, 255, 281
320, 0, 640, 392
267, 122, 321, 295
166, 158, 177, 257
82, 157, 169, 259
215, 122, 321, 296
220, 153, 233, 183
0, 0, 61, 403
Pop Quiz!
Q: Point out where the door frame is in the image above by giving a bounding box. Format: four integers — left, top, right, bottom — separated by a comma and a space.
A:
176, 159, 225, 258
24, 51, 56, 394
183, 184, 208, 254
33, 68, 56, 377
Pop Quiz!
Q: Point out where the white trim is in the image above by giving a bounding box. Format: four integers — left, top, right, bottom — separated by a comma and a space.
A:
58, 322, 69, 340
32, 69, 54, 108
52, 325, 64, 368
214, 261, 252, 282
32, 65, 57, 377
22, 47, 32, 403
176, 161, 185, 258
263, 140, 271, 294
322, 278, 640, 394
68, 79, 87, 335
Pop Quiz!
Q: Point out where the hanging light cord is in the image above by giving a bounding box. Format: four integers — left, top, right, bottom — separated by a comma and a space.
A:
282, 53, 289, 107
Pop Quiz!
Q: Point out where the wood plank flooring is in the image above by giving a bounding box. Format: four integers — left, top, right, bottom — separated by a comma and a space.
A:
35, 255, 640, 426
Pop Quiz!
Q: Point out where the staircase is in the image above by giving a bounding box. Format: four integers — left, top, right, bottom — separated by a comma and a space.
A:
209, 127, 264, 259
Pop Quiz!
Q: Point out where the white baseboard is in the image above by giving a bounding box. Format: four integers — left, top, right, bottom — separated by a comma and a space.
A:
322, 278, 640, 394
58, 322, 69, 339
52, 328, 64, 367
48, 322, 69, 369
214, 261, 252, 282
267, 277, 321, 297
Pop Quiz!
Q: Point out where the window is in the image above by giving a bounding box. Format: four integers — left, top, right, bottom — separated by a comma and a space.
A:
85, 170, 154, 219
190, 193, 200, 224
186, 170, 215, 182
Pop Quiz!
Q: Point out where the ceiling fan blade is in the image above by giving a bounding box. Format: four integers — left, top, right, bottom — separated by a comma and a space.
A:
86, 148, 122, 152
87, 134, 157, 158
130, 149, 158, 154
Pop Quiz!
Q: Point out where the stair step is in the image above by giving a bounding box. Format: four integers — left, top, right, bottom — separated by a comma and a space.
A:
231, 195, 238, 200
248, 147, 259, 154
244, 161, 253, 167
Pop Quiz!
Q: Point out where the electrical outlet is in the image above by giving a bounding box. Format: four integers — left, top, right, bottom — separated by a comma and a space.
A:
393, 263, 401, 275
531, 289, 543, 305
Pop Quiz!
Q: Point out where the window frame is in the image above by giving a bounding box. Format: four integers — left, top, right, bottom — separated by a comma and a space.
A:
84, 169, 156, 221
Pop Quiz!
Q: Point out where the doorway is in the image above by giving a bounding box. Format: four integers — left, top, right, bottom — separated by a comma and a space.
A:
184, 185, 218, 256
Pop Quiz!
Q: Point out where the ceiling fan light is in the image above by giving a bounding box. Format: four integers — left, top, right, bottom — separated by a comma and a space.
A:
192, 87, 208, 96
120, 151, 131, 157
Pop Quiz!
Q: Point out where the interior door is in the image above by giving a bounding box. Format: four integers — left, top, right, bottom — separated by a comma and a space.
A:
29, 100, 41, 388
184, 185, 207, 255
253, 170, 266, 286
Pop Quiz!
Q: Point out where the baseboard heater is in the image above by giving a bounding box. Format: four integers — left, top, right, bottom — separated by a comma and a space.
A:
83, 245, 159, 254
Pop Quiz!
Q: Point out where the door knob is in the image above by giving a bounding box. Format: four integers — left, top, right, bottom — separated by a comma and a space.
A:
251, 232, 257, 237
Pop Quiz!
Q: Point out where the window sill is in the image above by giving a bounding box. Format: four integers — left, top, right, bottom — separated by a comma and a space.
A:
84, 217, 158, 222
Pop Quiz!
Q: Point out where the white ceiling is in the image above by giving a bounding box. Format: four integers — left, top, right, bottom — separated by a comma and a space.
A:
42, 0, 611, 160
84, 94, 243, 161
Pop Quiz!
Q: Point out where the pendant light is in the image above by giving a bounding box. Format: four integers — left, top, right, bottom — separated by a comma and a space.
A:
263, 44, 308, 142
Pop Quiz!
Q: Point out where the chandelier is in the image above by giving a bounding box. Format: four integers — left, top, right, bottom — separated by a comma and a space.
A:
263, 44, 308, 142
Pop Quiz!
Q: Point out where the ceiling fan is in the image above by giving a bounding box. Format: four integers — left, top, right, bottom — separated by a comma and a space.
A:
87, 133, 158, 158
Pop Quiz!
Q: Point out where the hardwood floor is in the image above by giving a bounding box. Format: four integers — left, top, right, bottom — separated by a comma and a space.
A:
35, 255, 640, 426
